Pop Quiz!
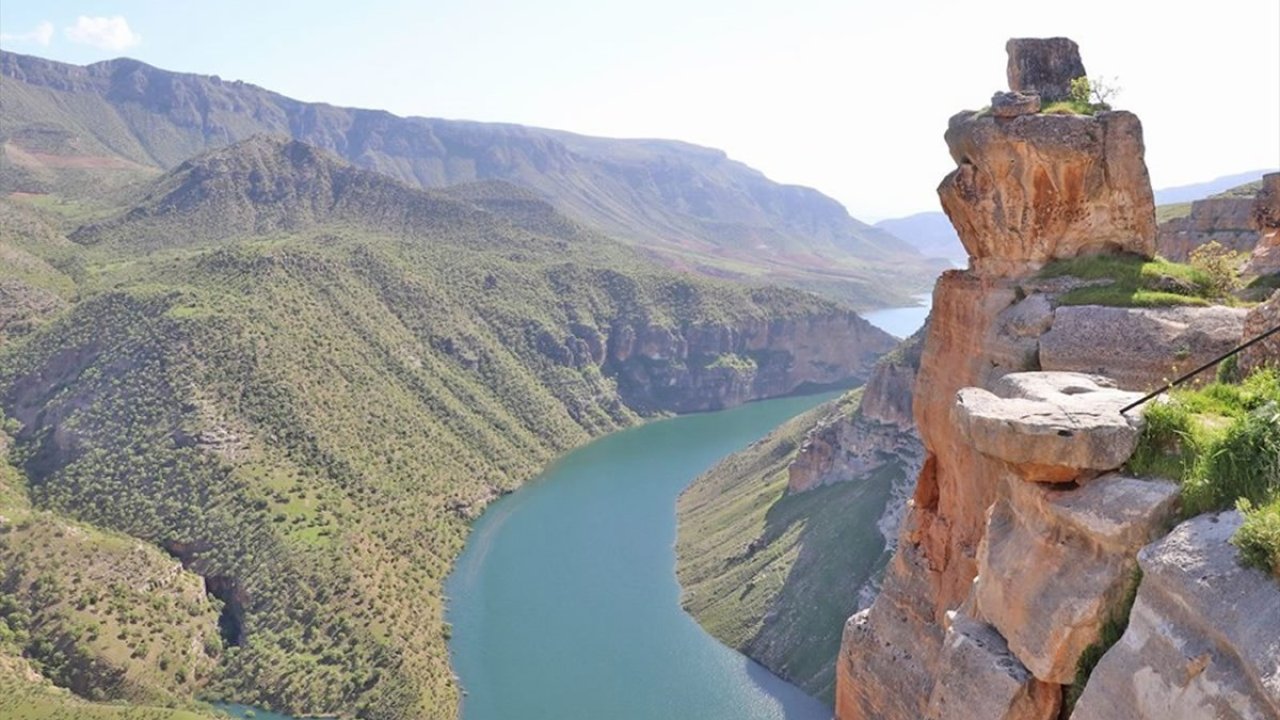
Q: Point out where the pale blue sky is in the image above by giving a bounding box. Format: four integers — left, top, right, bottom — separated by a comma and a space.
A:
2, 1, 1277, 219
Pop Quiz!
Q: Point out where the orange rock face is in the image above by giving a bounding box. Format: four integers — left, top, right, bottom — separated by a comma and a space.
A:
836, 38, 1165, 720
939, 111, 1156, 277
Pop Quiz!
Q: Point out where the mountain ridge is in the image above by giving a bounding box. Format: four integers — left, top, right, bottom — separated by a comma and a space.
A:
0, 49, 941, 308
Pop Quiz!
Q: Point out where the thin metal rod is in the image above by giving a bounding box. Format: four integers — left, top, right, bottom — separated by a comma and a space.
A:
1119, 321, 1280, 414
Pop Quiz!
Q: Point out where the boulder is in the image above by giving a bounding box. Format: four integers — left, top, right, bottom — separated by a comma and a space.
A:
975, 474, 1181, 684
925, 613, 1060, 720
1070, 511, 1280, 720
939, 111, 1156, 277
954, 372, 1145, 482
1239, 291, 1280, 376
1006, 37, 1087, 103
1039, 305, 1248, 391
991, 91, 1041, 118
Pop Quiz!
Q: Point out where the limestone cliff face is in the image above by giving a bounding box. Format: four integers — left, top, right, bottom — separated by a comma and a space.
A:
605, 312, 897, 414
788, 326, 926, 494
838, 39, 1158, 720
939, 110, 1156, 277
1157, 195, 1258, 261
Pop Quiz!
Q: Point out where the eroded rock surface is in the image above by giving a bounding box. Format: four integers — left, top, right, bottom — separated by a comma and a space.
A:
939, 110, 1156, 277
1158, 195, 1259, 262
1006, 37, 1086, 103
926, 614, 1059, 720
1071, 511, 1280, 720
975, 475, 1180, 684
1040, 305, 1247, 391
954, 373, 1144, 482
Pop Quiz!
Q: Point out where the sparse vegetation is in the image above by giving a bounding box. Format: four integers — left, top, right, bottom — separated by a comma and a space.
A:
1039, 253, 1220, 307
1063, 568, 1141, 715
0, 138, 874, 717
1189, 241, 1246, 299
1128, 368, 1280, 573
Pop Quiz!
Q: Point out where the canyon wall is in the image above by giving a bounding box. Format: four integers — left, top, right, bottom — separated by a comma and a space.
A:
605, 312, 897, 414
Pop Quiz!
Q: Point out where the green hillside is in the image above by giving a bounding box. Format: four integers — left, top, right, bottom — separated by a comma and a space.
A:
676, 391, 904, 701
0, 49, 944, 310
0, 137, 892, 718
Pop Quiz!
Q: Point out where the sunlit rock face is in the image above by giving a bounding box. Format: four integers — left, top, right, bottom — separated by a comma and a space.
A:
938, 110, 1156, 278
1070, 511, 1280, 720
835, 37, 1170, 720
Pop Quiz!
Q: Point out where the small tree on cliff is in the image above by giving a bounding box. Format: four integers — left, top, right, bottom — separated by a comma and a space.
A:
1069, 76, 1121, 111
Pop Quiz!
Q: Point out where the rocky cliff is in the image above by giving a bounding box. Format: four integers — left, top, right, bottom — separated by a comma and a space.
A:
836, 39, 1271, 720
1157, 180, 1263, 262
606, 312, 895, 414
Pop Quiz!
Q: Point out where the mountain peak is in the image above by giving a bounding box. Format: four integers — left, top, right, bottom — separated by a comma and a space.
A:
70, 135, 486, 248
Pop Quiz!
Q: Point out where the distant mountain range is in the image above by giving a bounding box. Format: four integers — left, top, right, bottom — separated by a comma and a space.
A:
876, 168, 1277, 265
0, 50, 944, 309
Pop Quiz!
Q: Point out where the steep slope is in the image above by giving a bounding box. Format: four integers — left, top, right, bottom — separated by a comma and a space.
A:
1155, 179, 1264, 261
0, 50, 942, 309
0, 137, 896, 719
677, 325, 927, 701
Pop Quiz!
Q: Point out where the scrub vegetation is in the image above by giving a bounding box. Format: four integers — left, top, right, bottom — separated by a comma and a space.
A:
0, 138, 867, 718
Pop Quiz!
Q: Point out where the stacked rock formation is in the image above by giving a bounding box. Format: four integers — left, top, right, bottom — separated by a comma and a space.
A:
836, 38, 1275, 720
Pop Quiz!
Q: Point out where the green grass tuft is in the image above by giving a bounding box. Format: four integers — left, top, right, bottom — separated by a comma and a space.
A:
1039, 253, 1220, 307
1234, 496, 1280, 577
1129, 369, 1280, 574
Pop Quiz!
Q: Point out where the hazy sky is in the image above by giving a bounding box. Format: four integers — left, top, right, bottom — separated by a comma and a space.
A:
2, 1, 1277, 220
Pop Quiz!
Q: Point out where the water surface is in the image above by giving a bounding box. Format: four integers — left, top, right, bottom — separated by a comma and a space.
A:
862, 293, 932, 338
446, 393, 838, 720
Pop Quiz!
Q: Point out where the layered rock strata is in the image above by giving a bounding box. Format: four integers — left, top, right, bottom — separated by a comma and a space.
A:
604, 312, 897, 413
1157, 194, 1259, 262
788, 325, 926, 493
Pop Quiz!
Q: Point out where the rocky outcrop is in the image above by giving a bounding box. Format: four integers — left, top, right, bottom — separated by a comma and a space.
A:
954, 373, 1144, 482
837, 39, 1177, 720
607, 312, 896, 414
975, 473, 1180, 684
789, 325, 926, 493
1247, 172, 1280, 277
939, 110, 1156, 277
1040, 305, 1247, 391
925, 614, 1059, 720
1239, 290, 1280, 375
1157, 195, 1258, 262
1071, 511, 1280, 720
1006, 38, 1086, 103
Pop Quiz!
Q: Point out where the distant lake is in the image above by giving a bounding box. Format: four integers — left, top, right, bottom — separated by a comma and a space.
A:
446, 393, 838, 720
862, 293, 932, 339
